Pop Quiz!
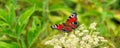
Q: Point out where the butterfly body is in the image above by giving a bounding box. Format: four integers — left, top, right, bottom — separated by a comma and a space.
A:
51, 13, 79, 32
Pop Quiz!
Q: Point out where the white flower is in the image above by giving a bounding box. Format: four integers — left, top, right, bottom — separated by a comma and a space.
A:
78, 32, 84, 37
98, 36, 108, 42
85, 44, 92, 48
89, 38, 94, 44
45, 40, 51, 45
80, 41, 86, 47
69, 34, 76, 38
44, 22, 114, 48
82, 35, 91, 41
103, 46, 109, 48
75, 30, 80, 35
101, 39, 108, 42
89, 22, 97, 30
54, 45, 62, 48
93, 32, 100, 35
94, 37, 99, 42
78, 24, 85, 30
93, 40, 98, 45
82, 30, 89, 33
59, 37, 65, 44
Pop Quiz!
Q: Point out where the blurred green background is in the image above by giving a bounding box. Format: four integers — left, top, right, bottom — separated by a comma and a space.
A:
0, 0, 120, 48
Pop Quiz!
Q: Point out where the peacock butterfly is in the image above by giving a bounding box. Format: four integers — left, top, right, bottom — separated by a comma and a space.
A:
51, 13, 79, 32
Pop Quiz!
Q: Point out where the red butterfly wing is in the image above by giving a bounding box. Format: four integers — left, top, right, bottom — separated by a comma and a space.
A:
51, 24, 64, 30
51, 13, 79, 32
66, 13, 79, 29
67, 13, 77, 23
67, 22, 76, 29
63, 26, 72, 32
51, 24, 72, 32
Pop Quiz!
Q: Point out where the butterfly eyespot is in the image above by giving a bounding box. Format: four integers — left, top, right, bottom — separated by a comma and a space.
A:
51, 25, 57, 29
62, 29, 66, 32
74, 22, 78, 24
51, 12, 79, 32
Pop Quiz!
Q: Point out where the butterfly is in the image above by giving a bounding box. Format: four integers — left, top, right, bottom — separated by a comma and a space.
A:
51, 13, 79, 32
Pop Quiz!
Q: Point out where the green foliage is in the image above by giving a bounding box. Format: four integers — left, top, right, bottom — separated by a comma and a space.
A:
0, 0, 120, 48
0, 41, 20, 48
28, 16, 42, 48
16, 5, 35, 38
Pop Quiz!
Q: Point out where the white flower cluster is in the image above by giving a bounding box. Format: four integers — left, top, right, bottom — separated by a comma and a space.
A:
45, 22, 114, 48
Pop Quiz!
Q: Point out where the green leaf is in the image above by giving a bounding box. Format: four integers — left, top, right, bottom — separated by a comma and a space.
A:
27, 16, 48, 48
0, 4, 17, 38
7, 4, 16, 26
98, 24, 110, 37
106, 12, 114, 18
12, 0, 17, 6
49, 16, 63, 23
0, 41, 20, 48
18, 7, 35, 25
21, 36, 27, 48
105, 0, 116, 6
15, 6, 35, 37
27, 16, 41, 48
0, 9, 8, 22
0, 23, 16, 38
107, 19, 117, 36
49, 4, 71, 11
